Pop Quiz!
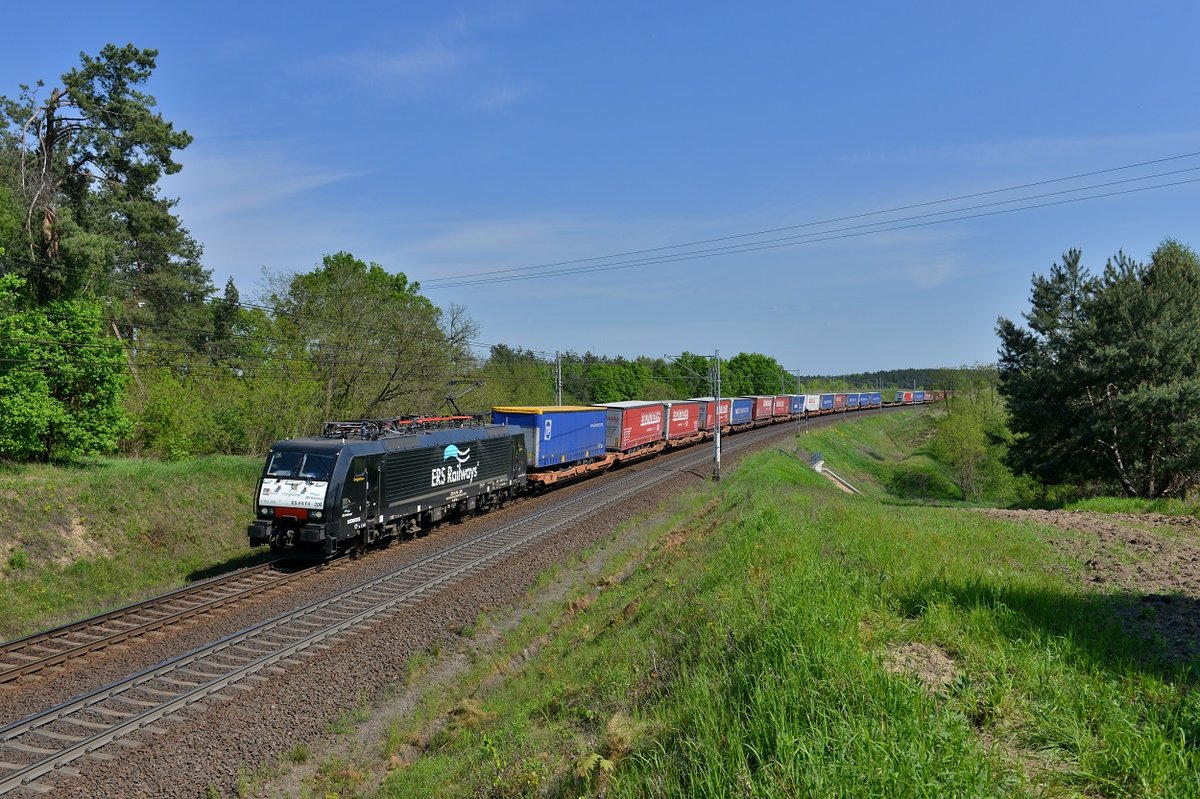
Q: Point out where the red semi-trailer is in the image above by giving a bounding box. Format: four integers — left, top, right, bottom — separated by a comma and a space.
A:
690, 397, 731, 431
744, 396, 774, 421
597, 401, 665, 451
662, 400, 701, 439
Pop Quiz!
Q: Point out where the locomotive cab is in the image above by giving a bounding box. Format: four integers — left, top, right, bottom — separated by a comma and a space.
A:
248, 441, 348, 556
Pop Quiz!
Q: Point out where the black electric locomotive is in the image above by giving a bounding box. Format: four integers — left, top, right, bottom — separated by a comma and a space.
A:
248, 416, 527, 557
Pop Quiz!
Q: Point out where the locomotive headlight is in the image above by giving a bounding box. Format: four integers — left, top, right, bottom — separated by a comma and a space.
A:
259, 506, 272, 515
312, 510, 323, 519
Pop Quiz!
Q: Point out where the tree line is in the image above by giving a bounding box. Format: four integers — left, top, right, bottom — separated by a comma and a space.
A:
13, 44, 1189, 503
925, 240, 1200, 502
997, 240, 1200, 499
0, 45, 924, 463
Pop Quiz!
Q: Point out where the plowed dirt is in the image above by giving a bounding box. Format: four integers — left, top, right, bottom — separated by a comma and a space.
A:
974, 508, 1200, 663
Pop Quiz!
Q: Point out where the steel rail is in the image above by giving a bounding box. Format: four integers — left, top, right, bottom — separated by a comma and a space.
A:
0, 560, 321, 684
0, 422, 792, 794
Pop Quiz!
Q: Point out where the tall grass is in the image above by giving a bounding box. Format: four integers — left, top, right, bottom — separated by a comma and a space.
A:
0, 455, 265, 638
375, 447, 1199, 799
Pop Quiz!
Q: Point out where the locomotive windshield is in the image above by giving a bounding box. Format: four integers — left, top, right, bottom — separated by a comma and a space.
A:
266, 451, 335, 481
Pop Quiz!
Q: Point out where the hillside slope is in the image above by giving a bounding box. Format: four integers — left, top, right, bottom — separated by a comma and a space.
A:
0, 456, 264, 638
262, 414, 1200, 799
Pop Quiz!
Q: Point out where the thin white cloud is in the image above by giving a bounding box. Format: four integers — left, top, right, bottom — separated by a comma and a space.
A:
903, 258, 958, 288
471, 82, 534, 111
411, 218, 589, 259
309, 40, 472, 95
299, 9, 532, 106
845, 131, 1200, 168
164, 138, 367, 221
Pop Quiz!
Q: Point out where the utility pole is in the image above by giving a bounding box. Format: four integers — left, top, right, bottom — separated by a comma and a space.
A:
795, 370, 802, 435
713, 349, 722, 482
555, 352, 562, 405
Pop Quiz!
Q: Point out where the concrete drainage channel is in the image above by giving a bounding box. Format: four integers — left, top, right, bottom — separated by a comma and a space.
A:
788, 449, 863, 495
0, 424, 787, 796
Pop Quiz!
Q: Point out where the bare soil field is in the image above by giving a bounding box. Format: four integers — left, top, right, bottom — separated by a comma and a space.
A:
975, 508, 1200, 663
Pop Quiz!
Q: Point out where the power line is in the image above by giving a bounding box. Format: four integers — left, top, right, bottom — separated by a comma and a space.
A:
418, 151, 1200, 287
427, 176, 1200, 289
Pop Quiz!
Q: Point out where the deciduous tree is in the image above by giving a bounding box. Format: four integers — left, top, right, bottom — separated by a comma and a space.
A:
0, 275, 129, 460
268, 252, 476, 421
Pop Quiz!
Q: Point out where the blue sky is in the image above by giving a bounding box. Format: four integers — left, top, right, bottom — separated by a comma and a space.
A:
4, 2, 1198, 374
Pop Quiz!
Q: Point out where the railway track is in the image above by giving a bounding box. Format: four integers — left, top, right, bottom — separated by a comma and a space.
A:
0, 560, 323, 685
0, 422, 790, 795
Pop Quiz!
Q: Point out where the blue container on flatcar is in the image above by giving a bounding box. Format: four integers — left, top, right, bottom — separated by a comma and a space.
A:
789, 395, 804, 414
846, 394, 860, 409
730, 398, 753, 425
820, 394, 834, 411
490, 406, 607, 468
914, 391, 926, 403
870, 392, 881, 407
894, 391, 906, 404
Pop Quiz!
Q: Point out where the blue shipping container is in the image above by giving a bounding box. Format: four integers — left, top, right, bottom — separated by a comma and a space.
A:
871, 392, 882, 406
846, 394, 860, 409
820, 394, 835, 411
730, 398, 754, 425
490, 406, 607, 468
789, 395, 804, 414
914, 391, 926, 404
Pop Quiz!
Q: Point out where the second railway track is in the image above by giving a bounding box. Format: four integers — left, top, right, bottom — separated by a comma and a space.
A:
0, 559, 326, 685
0, 422, 791, 795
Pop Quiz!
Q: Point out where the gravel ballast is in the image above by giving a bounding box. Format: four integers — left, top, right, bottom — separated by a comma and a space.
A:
11, 415, 872, 797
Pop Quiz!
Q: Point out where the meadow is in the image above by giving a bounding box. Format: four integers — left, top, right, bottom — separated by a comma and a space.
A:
290, 411, 1200, 799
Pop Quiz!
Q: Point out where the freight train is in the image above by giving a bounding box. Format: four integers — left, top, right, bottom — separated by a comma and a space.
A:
247, 390, 937, 557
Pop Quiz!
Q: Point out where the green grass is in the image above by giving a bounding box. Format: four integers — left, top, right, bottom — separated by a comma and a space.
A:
796, 408, 962, 502
1061, 495, 1200, 517
355, 443, 1198, 799
0, 455, 266, 638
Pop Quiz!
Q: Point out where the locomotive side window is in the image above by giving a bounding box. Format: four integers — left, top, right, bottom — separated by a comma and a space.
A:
351, 458, 367, 482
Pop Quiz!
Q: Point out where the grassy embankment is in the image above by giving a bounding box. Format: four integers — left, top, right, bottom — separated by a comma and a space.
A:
0, 456, 265, 639
294, 409, 1198, 799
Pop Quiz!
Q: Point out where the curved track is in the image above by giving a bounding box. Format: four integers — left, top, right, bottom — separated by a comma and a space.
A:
0, 422, 794, 795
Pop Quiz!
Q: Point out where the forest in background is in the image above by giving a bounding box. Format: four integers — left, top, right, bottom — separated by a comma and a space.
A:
6, 45, 1197, 502
0, 45, 950, 463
